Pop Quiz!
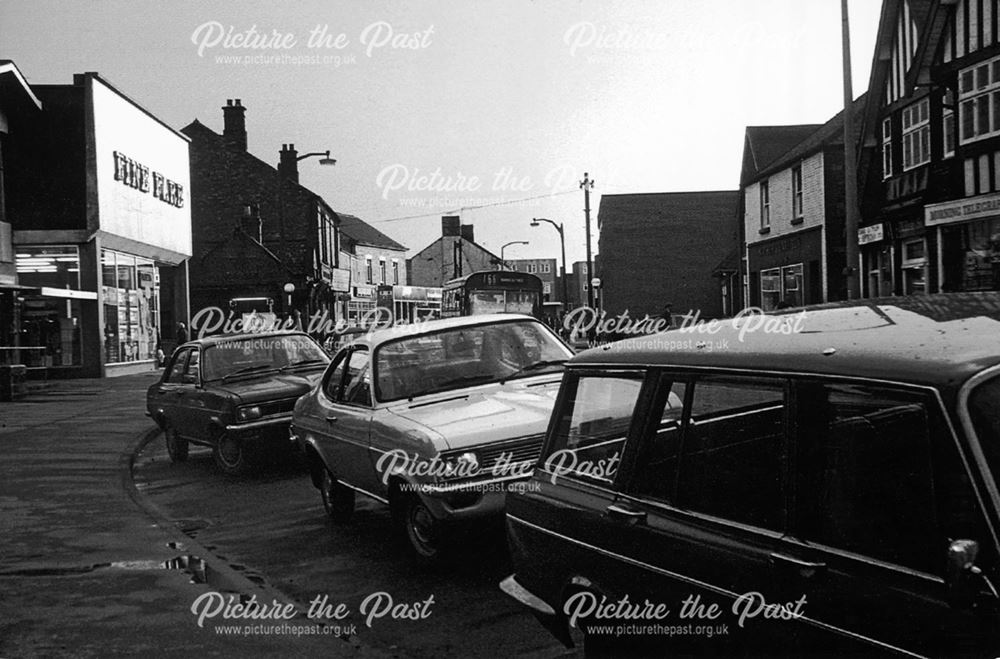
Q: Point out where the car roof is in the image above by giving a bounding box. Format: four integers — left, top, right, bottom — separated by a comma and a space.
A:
181, 330, 315, 348
344, 314, 541, 350
571, 292, 1000, 390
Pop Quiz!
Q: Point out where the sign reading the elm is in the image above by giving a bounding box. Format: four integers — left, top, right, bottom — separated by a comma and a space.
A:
112, 151, 185, 208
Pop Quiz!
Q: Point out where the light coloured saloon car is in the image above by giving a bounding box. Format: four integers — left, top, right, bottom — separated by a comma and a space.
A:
291, 314, 573, 563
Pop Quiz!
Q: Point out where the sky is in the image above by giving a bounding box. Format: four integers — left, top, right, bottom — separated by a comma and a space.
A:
0, 0, 883, 267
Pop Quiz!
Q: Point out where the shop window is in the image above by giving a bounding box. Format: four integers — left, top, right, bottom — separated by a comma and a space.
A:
760, 264, 803, 311
15, 246, 84, 367
101, 249, 161, 364
901, 239, 928, 295
761, 268, 781, 310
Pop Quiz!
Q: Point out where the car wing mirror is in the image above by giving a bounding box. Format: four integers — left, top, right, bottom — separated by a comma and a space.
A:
946, 539, 993, 608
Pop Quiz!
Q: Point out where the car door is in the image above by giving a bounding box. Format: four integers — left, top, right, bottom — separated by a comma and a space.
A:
313, 346, 375, 494
772, 379, 1000, 656
150, 348, 190, 432
173, 347, 215, 443
613, 372, 797, 653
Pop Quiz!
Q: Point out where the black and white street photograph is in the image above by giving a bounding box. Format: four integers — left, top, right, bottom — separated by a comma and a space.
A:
4, 1, 1000, 656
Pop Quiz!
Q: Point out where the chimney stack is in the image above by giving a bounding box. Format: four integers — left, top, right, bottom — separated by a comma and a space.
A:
222, 99, 247, 151
278, 144, 299, 182
459, 224, 475, 242
441, 216, 460, 236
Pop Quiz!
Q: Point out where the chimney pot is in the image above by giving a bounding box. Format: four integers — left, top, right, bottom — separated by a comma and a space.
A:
222, 98, 248, 151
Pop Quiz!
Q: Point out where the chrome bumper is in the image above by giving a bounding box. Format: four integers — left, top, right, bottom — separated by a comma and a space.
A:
225, 413, 293, 433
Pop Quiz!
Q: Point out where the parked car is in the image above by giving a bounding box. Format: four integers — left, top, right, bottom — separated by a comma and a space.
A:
502, 293, 1000, 657
146, 331, 329, 474
292, 313, 573, 563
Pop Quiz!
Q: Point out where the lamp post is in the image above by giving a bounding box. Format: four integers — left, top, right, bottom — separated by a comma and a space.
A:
283, 282, 295, 309
531, 217, 568, 309
500, 241, 528, 270
296, 150, 337, 166
580, 172, 595, 309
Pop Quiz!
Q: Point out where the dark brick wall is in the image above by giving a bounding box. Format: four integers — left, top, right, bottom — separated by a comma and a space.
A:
597, 192, 738, 320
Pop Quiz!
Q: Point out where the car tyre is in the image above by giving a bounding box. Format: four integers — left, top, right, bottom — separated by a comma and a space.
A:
164, 424, 189, 463
213, 431, 249, 475
321, 469, 355, 522
398, 494, 446, 566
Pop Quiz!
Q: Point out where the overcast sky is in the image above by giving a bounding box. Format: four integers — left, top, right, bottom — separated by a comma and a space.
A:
1, 0, 883, 266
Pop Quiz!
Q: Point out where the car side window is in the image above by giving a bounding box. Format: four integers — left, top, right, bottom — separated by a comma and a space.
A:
322, 352, 348, 401
544, 372, 645, 485
629, 376, 688, 502
794, 382, 991, 575
164, 349, 189, 383
182, 349, 200, 384
342, 349, 371, 407
675, 376, 787, 530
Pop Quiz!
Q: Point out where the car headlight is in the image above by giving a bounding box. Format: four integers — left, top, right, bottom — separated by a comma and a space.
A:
236, 405, 263, 422
443, 451, 480, 479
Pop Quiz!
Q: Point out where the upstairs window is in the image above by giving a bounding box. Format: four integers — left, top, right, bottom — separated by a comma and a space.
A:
759, 179, 770, 230
959, 56, 1000, 144
791, 165, 803, 220
392, 261, 399, 285
902, 98, 930, 170
365, 257, 373, 285
882, 118, 893, 179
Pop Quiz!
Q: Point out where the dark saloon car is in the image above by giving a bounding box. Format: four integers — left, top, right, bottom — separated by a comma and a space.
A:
502, 293, 1000, 657
147, 331, 329, 474
292, 314, 573, 564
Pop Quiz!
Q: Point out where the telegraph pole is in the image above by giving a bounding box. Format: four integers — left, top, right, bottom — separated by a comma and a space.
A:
580, 172, 595, 309
842, 0, 860, 299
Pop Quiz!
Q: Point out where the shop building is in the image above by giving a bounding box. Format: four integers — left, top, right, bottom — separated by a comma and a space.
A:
4, 71, 191, 377
181, 101, 348, 329
507, 258, 559, 302
857, 0, 1000, 297
597, 192, 738, 320
741, 100, 864, 311
337, 213, 409, 322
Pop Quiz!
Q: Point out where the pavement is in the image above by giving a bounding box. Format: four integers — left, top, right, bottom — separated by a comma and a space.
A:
0, 372, 386, 658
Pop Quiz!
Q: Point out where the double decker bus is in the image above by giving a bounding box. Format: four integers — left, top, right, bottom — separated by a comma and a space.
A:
441, 270, 543, 318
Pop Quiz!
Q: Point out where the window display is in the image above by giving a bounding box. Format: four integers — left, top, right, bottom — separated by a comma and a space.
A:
102, 248, 160, 364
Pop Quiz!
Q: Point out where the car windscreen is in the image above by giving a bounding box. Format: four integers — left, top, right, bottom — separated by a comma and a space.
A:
969, 374, 1000, 486
375, 320, 571, 401
202, 335, 329, 381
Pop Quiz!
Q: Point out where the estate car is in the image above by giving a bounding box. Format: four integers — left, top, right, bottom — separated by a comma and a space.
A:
502, 293, 1000, 657
147, 331, 329, 474
292, 314, 573, 563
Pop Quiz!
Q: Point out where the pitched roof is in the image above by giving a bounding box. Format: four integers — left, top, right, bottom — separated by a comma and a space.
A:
0, 60, 42, 111
337, 213, 407, 251
742, 125, 820, 184
752, 93, 868, 182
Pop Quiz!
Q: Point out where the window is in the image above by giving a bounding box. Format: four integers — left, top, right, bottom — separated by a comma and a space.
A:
542, 263, 552, 274
791, 165, 803, 219
760, 263, 803, 311
527, 264, 537, 274
365, 257, 373, 284
630, 378, 688, 502
959, 55, 1000, 144
323, 352, 347, 400
760, 268, 781, 310
392, 261, 399, 285
164, 349, 190, 383
943, 90, 956, 159
545, 373, 645, 484
793, 382, 975, 574
341, 349, 371, 406
902, 99, 931, 170
882, 117, 893, 179
760, 180, 770, 229
379, 259, 386, 284
675, 376, 786, 529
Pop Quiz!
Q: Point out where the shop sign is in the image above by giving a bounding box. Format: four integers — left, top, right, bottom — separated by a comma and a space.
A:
857, 224, 884, 245
113, 150, 184, 208
329, 267, 351, 292
353, 286, 374, 299
925, 191, 1000, 227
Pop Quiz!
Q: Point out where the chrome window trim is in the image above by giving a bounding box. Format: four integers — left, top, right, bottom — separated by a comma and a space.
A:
956, 363, 1000, 551
506, 514, 918, 658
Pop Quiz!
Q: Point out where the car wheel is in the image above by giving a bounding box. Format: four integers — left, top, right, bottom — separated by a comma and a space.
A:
164, 424, 188, 463
213, 432, 248, 475
400, 494, 445, 565
321, 469, 355, 522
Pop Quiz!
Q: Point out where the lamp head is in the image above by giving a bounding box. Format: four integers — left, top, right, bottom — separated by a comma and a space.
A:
319, 151, 337, 166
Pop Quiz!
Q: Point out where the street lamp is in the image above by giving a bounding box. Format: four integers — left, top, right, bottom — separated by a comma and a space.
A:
591, 277, 602, 313
283, 282, 295, 309
531, 218, 568, 309
296, 150, 337, 166
500, 241, 528, 270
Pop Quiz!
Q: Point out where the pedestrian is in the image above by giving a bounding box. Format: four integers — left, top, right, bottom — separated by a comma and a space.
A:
176, 322, 188, 347
660, 303, 673, 330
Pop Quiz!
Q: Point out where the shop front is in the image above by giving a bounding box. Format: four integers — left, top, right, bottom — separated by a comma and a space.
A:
746, 227, 823, 311
926, 192, 1000, 293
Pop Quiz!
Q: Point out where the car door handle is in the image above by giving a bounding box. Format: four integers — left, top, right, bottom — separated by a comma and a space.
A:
770, 552, 827, 577
606, 504, 646, 524
325, 415, 338, 423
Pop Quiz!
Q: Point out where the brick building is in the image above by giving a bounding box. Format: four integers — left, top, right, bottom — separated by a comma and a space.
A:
181, 100, 347, 329
741, 98, 865, 311
597, 192, 738, 321
336, 213, 409, 322
407, 217, 500, 287
507, 258, 559, 302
